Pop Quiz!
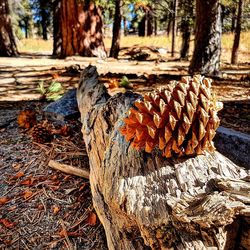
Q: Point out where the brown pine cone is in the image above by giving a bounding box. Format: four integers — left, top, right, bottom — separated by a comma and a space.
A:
31, 123, 52, 143
120, 75, 223, 158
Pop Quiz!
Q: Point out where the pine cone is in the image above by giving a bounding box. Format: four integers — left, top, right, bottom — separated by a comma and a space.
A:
31, 123, 52, 144
17, 110, 36, 129
120, 75, 223, 158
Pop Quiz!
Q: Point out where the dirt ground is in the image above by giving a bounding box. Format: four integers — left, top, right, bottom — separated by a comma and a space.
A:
0, 53, 249, 249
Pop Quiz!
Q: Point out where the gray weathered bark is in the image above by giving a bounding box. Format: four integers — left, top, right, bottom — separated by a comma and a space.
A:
77, 66, 250, 250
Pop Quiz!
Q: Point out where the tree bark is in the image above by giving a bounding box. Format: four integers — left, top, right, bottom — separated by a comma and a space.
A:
231, 0, 243, 65
171, 0, 178, 57
56, 0, 106, 58
180, 0, 193, 60
0, 0, 18, 56
40, 0, 48, 40
231, 7, 236, 32
189, 0, 222, 75
77, 65, 250, 250
110, 0, 122, 58
53, 0, 62, 56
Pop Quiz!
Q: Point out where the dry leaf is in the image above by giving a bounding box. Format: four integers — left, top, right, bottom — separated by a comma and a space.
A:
58, 228, 68, 238
53, 206, 60, 215
20, 177, 35, 186
87, 212, 97, 226
108, 79, 119, 89
10, 171, 24, 180
58, 229, 80, 237
0, 197, 9, 205
23, 190, 33, 200
0, 218, 16, 229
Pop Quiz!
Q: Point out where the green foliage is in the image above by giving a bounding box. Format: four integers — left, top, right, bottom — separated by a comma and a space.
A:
120, 76, 130, 88
38, 81, 64, 101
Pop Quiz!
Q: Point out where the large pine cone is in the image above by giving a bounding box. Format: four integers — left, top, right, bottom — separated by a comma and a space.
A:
120, 75, 223, 158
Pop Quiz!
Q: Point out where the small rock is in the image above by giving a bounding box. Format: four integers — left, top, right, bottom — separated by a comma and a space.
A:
43, 89, 79, 121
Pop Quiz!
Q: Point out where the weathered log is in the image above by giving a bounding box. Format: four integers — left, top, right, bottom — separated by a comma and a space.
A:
77, 66, 250, 250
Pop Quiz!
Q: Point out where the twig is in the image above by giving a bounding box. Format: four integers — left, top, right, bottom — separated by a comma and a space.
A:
59, 219, 74, 250
48, 160, 89, 179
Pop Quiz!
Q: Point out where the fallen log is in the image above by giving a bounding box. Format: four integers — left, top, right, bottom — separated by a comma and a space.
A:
77, 66, 250, 250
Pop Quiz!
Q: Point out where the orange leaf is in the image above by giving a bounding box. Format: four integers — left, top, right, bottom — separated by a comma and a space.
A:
0, 197, 10, 205
53, 206, 60, 215
58, 228, 68, 237
0, 218, 16, 229
20, 177, 35, 186
10, 171, 24, 180
87, 212, 97, 226
23, 190, 33, 200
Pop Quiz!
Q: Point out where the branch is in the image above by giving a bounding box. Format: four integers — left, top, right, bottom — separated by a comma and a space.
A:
48, 160, 90, 179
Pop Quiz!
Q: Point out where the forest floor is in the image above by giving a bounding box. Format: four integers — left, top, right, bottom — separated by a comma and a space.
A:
0, 50, 249, 249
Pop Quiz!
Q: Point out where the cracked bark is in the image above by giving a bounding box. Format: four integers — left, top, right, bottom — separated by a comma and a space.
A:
77, 65, 250, 250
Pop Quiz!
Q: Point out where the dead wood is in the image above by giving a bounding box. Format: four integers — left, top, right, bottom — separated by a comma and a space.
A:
77, 65, 250, 250
48, 160, 89, 179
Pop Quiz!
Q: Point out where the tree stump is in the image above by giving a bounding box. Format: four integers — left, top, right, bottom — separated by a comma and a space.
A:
77, 66, 250, 250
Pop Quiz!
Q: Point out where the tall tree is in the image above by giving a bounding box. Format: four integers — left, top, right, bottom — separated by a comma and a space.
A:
171, 0, 178, 57
0, 0, 18, 56
54, 0, 106, 58
52, 0, 61, 56
231, 0, 243, 64
110, 0, 122, 58
189, 0, 222, 75
179, 0, 194, 60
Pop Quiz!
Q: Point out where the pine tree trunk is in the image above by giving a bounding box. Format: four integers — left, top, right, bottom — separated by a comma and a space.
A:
0, 0, 18, 56
110, 0, 122, 58
123, 16, 127, 36
189, 0, 222, 75
231, 7, 236, 32
154, 16, 157, 36
231, 0, 243, 65
180, 0, 193, 60
77, 65, 250, 250
171, 0, 178, 57
56, 0, 106, 58
53, 0, 62, 56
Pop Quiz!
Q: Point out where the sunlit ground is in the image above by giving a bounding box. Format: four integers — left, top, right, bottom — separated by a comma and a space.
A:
18, 32, 250, 64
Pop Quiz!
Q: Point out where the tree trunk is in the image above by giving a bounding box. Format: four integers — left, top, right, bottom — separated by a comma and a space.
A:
53, 0, 62, 56
231, 7, 236, 32
39, 0, 49, 40
154, 16, 157, 36
57, 0, 106, 58
123, 16, 127, 36
0, 0, 18, 56
189, 0, 222, 75
231, 0, 243, 65
77, 65, 250, 250
110, 0, 122, 58
180, 0, 193, 60
171, 0, 178, 57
